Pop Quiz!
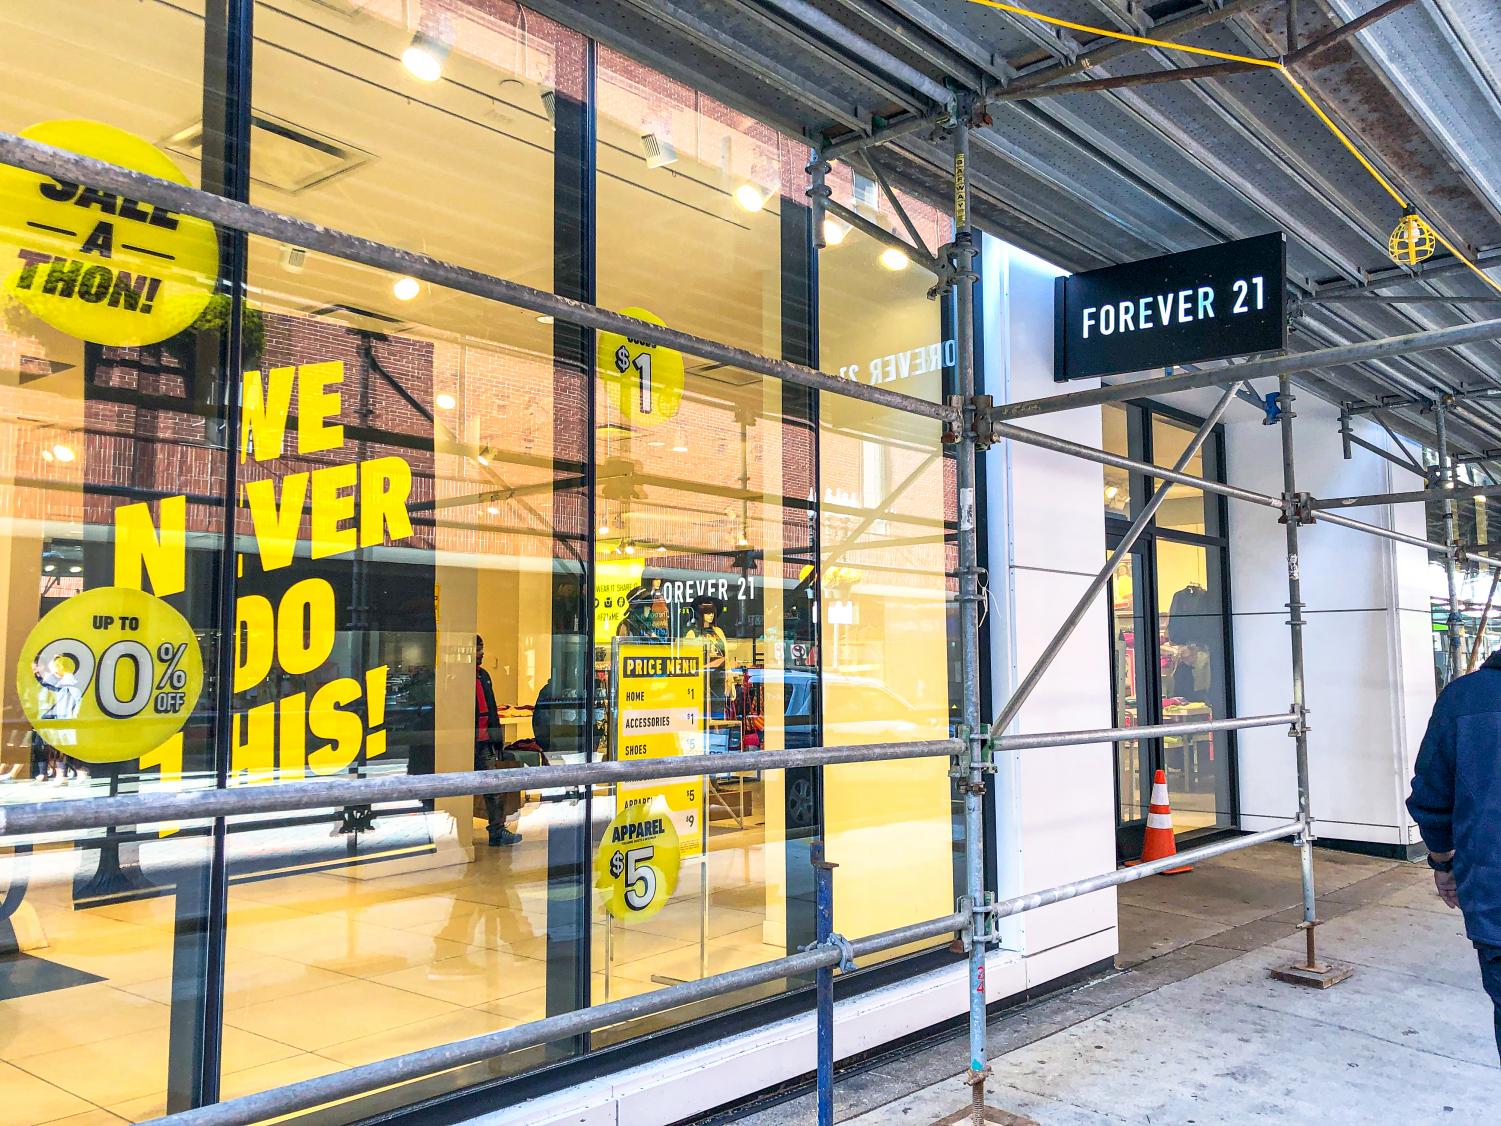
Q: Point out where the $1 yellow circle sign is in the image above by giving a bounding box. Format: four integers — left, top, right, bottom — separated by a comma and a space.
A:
594, 797, 682, 921
597, 306, 685, 426
0, 119, 219, 347
16, 587, 204, 765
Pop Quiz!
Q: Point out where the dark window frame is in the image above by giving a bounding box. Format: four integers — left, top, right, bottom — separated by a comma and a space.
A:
1104, 398, 1237, 858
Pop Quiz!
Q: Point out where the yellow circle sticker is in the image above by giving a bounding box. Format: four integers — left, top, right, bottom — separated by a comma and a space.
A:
597, 306, 686, 426
595, 796, 682, 921
0, 119, 218, 347
16, 587, 204, 764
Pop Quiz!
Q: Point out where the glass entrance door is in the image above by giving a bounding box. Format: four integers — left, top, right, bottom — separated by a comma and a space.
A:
1104, 402, 1237, 861
1107, 543, 1153, 861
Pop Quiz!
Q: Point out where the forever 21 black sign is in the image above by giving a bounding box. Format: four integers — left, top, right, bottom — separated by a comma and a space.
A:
1054, 233, 1286, 382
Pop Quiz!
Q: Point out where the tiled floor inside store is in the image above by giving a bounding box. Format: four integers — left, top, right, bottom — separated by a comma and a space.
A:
1, 794, 778, 1124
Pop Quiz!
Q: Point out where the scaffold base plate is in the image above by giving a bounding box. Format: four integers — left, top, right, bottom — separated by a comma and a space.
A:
1270, 961, 1354, 989
933, 1107, 1040, 1125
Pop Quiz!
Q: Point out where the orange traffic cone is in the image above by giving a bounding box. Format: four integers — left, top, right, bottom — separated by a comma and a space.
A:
1138, 769, 1192, 874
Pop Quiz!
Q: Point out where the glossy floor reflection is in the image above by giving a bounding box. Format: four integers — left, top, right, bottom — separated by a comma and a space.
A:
1, 792, 776, 1124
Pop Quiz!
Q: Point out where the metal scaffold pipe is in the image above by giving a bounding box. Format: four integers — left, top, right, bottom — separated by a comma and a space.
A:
1437, 401, 1465, 683
950, 97, 991, 1126
143, 912, 968, 1126
0, 134, 958, 427
992, 418, 1501, 569
1277, 381, 1322, 976
992, 318, 1501, 420
990, 822, 1303, 919
989, 381, 1243, 740
0, 740, 962, 838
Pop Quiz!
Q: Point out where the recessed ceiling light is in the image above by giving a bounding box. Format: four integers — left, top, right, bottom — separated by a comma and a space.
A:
402, 31, 450, 82
435, 392, 457, 410
68, 565, 82, 574
879, 247, 910, 271
392, 276, 421, 301
51, 444, 75, 463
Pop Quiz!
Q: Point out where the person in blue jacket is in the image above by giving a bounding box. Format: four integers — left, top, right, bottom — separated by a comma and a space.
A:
1408, 648, 1501, 1061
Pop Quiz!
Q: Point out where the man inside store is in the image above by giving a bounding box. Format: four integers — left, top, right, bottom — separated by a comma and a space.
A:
1408, 648, 1501, 1061
475, 635, 525, 847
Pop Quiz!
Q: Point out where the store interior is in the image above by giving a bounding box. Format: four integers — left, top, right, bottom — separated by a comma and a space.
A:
0, 1, 959, 1120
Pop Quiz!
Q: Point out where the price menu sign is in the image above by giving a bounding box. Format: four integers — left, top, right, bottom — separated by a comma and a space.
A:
611, 639, 708, 862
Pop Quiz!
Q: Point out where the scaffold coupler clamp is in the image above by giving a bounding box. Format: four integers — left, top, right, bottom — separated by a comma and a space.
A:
945, 393, 997, 449
951, 727, 996, 781
803, 932, 857, 973
1261, 389, 1284, 425
1289, 704, 1311, 741
955, 892, 998, 954
1278, 491, 1315, 526
1295, 814, 1319, 849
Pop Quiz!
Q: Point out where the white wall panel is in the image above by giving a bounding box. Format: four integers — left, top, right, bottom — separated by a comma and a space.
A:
1227, 395, 1429, 850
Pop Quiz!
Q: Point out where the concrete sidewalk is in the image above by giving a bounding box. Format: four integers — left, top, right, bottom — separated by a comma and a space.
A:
731, 843, 1501, 1126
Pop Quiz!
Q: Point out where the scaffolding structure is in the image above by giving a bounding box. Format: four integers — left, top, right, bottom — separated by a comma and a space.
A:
0, 94, 1498, 1126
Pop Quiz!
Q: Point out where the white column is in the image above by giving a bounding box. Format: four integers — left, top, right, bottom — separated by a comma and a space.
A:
983, 236, 1119, 979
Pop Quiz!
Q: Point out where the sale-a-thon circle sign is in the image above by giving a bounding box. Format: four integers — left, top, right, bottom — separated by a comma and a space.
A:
17, 587, 204, 764
594, 797, 681, 921
0, 119, 218, 347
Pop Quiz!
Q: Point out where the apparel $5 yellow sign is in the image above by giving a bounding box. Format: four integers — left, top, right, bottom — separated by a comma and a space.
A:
597, 306, 685, 426
594, 797, 681, 921
0, 119, 218, 347
16, 586, 204, 764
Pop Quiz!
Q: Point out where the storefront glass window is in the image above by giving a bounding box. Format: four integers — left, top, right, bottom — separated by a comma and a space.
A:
1102, 404, 1131, 519
1155, 539, 1232, 832
591, 49, 813, 1039
1150, 415, 1221, 538
0, 3, 233, 1119
0, 6, 974, 1118
818, 175, 958, 953
250, 0, 581, 287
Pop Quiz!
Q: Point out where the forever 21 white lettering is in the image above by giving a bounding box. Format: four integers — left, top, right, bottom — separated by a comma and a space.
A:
1080, 275, 1265, 339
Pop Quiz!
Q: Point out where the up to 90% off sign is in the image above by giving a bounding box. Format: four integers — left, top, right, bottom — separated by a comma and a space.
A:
17, 586, 205, 764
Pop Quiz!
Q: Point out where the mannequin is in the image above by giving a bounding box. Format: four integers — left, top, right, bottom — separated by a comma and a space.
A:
684, 595, 729, 715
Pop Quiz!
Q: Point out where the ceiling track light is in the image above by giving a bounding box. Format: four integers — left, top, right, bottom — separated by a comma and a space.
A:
402, 29, 452, 82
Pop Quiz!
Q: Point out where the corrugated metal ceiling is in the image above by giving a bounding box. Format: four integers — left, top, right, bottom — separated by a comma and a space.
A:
533, 0, 1501, 460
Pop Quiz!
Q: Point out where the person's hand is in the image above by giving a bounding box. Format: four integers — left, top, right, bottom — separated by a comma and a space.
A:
1434, 868, 1460, 910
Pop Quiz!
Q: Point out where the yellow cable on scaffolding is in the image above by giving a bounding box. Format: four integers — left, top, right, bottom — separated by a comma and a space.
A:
967, 0, 1283, 68
969, 0, 1501, 297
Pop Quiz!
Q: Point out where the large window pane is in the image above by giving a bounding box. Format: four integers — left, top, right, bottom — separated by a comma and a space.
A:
1108, 552, 1148, 826
215, 240, 589, 1112
1151, 415, 1220, 537
819, 179, 957, 954
1102, 404, 1131, 519
591, 55, 808, 1039
250, 0, 582, 286
1, 3, 233, 1119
